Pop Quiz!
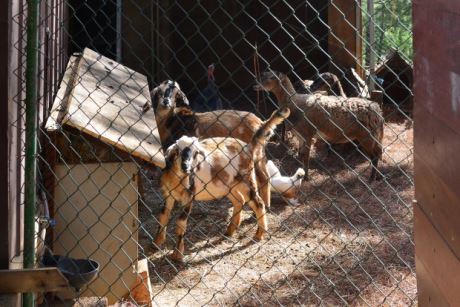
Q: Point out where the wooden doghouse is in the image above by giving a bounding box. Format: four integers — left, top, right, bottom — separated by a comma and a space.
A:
375, 50, 413, 116
44, 48, 164, 305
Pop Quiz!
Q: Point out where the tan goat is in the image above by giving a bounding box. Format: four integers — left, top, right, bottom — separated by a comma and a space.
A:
254, 71, 384, 181
144, 80, 263, 147
154, 108, 290, 261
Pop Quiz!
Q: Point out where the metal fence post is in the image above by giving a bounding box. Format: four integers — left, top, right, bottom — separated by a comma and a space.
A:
23, 0, 40, 306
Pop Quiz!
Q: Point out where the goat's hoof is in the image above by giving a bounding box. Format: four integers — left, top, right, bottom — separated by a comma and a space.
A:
225, 228, 236, 237
153, 237, 165, 250
369, 173, 383, 182
170, 250, 184, 262
253, 231, 266, 242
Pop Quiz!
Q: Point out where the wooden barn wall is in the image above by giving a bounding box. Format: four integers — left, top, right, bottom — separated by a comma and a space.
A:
1, 0, 68, 269
122, 0, 334, 115
413, 0, 460, 305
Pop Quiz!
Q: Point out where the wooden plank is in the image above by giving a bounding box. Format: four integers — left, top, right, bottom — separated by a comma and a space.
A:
129, 258, 153, 306
414, 106, 460, 257
414, 106, 460, 201
0, 268, 69, 293
416, 259, 450, 307
62, 48, 164, 167
53, 163, 139, 304
328, 0, 363, 76
415, 158, 460, 258
55, 126, 134, 164
0, 0, 10, 269
45, 55, 81, 131
414, 205, 460, 306
413, 2, 460, 133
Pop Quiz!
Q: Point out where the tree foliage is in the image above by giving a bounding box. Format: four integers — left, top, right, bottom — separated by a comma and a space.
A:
362, 0, 413, 65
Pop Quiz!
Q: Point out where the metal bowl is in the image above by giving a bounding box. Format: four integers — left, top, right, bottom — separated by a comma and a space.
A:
42, 253, 100, 290
57, 257, 100, 290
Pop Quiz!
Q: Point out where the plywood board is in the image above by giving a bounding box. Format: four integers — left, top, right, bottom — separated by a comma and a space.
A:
53, 163, 139, 304
0, 268, 69, 293
46, 48, 165, 168
45, 55, 81, 131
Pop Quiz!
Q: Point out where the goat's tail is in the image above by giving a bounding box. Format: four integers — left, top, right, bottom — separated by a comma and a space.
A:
250, 107, 290, 154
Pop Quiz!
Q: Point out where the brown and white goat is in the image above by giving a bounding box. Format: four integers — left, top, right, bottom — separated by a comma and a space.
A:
145, 80, 264, 147
154, 108, 290, 261
254, 70, 384, 181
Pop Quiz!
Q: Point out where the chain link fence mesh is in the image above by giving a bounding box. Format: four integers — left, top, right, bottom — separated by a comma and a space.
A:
12, 0, 415, 305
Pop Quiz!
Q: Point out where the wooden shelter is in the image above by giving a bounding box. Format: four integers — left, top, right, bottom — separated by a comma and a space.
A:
375, 49, 413, 114
44, 48, 162, 304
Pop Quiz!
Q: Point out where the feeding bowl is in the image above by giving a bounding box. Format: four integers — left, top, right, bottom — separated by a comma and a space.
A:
43, 253, 99, 290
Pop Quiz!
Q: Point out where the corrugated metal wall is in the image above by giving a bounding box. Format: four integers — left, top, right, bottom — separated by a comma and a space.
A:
413, 0, 460, 305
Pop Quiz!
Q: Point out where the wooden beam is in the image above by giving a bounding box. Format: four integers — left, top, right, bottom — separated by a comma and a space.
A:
0, 0, 10, 270
328, 0, 363, 76
0, 268, 69, 293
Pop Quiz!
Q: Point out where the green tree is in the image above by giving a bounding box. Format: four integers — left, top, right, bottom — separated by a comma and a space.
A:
362, 0, 413, 66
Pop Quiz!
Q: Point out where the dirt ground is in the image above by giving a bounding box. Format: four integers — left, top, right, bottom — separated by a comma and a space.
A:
139, 115, 416, 306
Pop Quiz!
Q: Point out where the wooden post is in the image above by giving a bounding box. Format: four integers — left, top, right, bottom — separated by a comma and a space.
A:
367, 0, 376, 91
328, 0, 363, 77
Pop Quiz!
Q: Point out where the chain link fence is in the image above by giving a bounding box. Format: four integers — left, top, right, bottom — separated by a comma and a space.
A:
12, 0, 415, 305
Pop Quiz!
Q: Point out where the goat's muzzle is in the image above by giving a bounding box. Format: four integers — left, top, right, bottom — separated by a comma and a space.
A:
162, 97, 172, 106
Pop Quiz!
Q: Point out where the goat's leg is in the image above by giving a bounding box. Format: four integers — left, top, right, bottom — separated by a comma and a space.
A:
255, 160, 271, 208
248, 199, 267, 241
154, 195, 175, 247
225, 192, 245, 237
171, 200, 193, 262
371, 143, 383, 181
245, 171, 268, 241
360, 138, 382, 182
299, 136, 313, 180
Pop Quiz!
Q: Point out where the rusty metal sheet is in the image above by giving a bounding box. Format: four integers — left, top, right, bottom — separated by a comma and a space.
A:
414, 205, 460, 306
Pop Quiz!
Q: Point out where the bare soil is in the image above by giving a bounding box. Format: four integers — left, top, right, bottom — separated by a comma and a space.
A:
139, 117, 416, 306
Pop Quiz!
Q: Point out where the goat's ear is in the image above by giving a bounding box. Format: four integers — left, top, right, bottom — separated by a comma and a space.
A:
164, 145, 179, 170
150, 87, 160, 109
176, 90, 190, 108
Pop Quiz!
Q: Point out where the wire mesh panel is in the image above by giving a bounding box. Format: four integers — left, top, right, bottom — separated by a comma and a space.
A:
11, 0, 414, 305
